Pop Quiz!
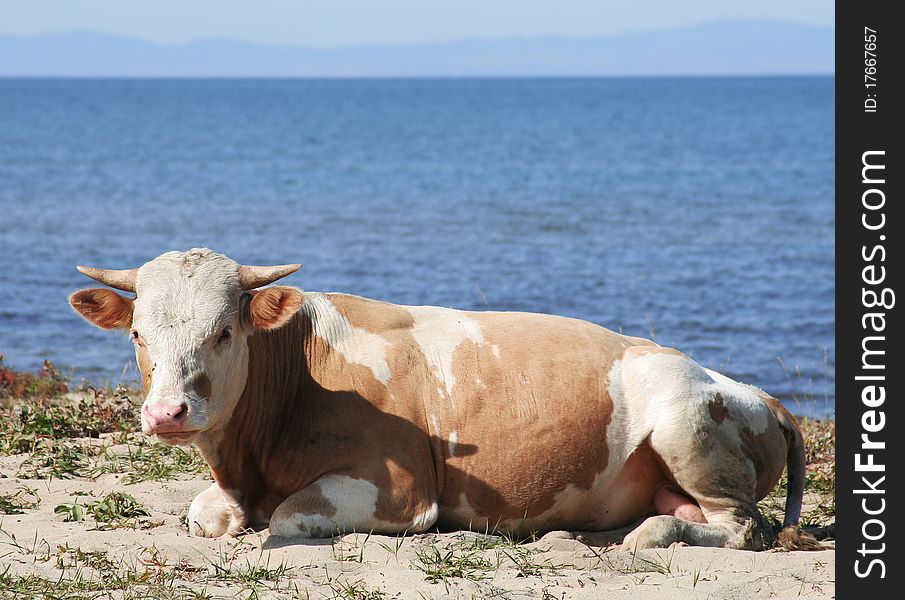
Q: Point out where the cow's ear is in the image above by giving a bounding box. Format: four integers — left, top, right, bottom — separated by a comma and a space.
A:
69, 288, 134, 330
245, 286, 303, 330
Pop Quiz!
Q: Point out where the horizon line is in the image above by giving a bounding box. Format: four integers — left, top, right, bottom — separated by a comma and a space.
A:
0, 73, 836, 81
1, 17, 835, 49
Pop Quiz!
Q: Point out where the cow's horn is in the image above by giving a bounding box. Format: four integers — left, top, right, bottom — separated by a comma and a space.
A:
76, 266, 138, 292
238, 264, 302, 290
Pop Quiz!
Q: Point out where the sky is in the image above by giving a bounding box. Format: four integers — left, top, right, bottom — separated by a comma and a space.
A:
2, 1, 834, 46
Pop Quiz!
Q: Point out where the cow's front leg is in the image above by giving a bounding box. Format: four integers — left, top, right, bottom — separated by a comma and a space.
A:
269, 474, 438, 538
187, 483, 249, 537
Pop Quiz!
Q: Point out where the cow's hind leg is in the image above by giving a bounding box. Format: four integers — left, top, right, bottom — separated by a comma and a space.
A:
622, 502, 768, 551
622, 431, 774, 551
618, 348, 783, 551
269, 474, 438, 538
622, 422, 776, 551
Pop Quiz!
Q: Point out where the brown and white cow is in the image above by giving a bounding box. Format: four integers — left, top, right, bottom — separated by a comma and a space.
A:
69, 248, 818, 550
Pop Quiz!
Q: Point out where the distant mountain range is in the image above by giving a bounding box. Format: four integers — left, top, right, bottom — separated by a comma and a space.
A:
0, 19, 833, 77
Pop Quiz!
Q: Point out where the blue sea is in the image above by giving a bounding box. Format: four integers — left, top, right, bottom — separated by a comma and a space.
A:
0, 78, 834, 417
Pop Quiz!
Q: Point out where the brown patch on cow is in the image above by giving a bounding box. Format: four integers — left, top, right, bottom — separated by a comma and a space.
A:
433, 312, 653, 533
738, 422, 788, 500
69, 288, 133, 330
759, 394, 799, 445
624, 344, 683, 358
247, 286, 304, 330
192, 372, 212, 400
755, 393, 806, 502
284, 483, 338, 518
135, 344, 153, 394
708, 393, 730, 424
328, 294, 415, 334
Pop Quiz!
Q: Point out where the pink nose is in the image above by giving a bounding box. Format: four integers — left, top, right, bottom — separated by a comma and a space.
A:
143, 401, 188, 433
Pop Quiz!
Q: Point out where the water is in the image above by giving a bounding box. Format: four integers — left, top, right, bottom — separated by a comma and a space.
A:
0, 78, 834, 417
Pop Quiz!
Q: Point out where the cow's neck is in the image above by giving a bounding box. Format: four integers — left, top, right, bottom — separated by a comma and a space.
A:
195, 308, 325, 505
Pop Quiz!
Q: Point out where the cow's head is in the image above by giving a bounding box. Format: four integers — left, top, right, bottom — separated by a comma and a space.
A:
69, 248, 303, 445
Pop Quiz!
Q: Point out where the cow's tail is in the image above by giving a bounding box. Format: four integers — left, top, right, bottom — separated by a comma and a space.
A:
770, 401, 823, 551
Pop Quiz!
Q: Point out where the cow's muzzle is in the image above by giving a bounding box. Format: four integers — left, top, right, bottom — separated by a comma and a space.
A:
142, 399, 191, 434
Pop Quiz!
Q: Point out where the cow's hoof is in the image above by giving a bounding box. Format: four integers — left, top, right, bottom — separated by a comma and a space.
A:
187, 485, 235, 538
188, 509, 231, 537
621, 516, 681, 551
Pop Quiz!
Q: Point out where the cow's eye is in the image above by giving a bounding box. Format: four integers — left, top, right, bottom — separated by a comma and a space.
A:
130, 330, 140, 344
218, 327, 231, 344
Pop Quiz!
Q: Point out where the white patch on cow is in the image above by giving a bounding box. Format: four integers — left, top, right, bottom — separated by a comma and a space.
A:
491, 345, 501, 359
430, 414, 441, 436
603, 357, 654, 470
408, 306, 486, 398
410, 502, 439, 533
272, 475, 437, 537
703, 368, 770, 435
448, 431, 458, 457
475, 377, 487, 389
615, 347, 772, 461
301, 293, 393, 385
317, 475, 382, 529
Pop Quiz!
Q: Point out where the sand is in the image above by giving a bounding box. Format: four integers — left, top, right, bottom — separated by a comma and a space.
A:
0, 438, 834, 599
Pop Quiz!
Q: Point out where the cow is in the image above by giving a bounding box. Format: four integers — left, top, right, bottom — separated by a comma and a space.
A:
69, 248, 818, 551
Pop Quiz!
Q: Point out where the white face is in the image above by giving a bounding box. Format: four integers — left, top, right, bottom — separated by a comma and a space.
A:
131, 250, 251, 445
70, 248, 303, 446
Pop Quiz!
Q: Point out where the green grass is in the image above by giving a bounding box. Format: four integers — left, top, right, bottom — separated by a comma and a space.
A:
54, 499, 87, 523
494, 545, 562, 578
413, 544, 494, 584
55, 492, 160, 530
0, 538, 301, 599
0, 385, 136, 458
0, 554, 213, 600
0, 362, 208, 484
16, 439, 98, 479
0, 486, 40, 515
91, 435, 209, 484
331, 531, 373, 563
0, 382, 206, 483
326, 578, 386, 600
206, 549, 295, 598
52, 544, 118, 572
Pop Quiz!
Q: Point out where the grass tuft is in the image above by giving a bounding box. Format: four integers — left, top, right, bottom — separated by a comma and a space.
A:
55, 492, 160, 530
91, 436, 209, 484
0, 486, 40, 514
1, 387, 137, 458
413, 544, 493, 584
